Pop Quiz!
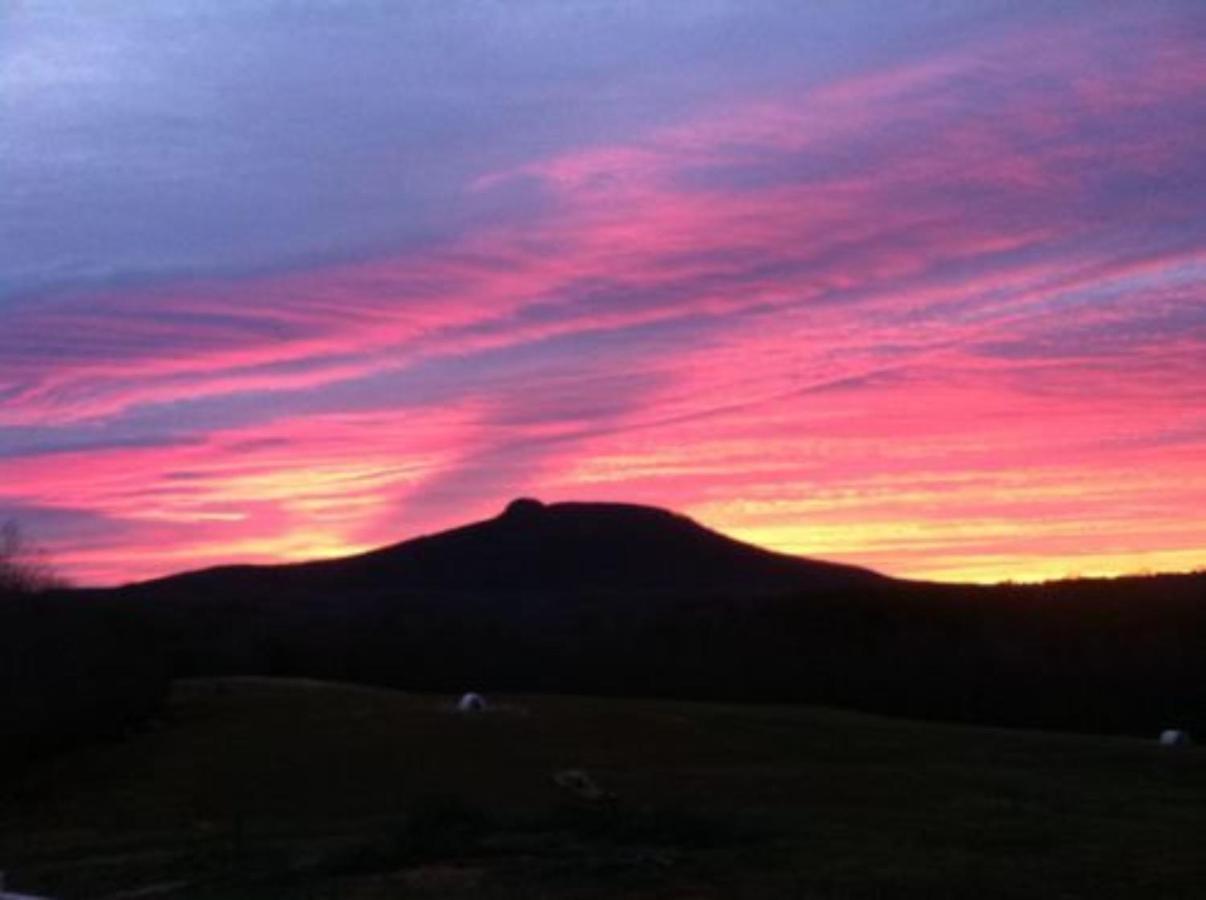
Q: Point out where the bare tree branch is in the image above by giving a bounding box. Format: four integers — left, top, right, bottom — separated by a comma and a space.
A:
0, 520, 64, 594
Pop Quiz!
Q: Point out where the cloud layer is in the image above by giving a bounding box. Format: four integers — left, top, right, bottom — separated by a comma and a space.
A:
2, 2, 1204, 584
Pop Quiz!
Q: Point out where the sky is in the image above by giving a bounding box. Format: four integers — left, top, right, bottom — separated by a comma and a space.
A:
2, 1, 1205, 586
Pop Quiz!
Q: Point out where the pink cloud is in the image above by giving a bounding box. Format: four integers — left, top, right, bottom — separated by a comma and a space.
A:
6, 8, 1206, 584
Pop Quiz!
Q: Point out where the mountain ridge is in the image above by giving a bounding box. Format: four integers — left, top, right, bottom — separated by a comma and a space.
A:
59, 498, 1206, 738
126, 497, 886, 594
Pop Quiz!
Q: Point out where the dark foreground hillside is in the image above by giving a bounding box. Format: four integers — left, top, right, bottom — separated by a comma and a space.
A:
88, 500, 1206, 739
2, 678, 1204, 899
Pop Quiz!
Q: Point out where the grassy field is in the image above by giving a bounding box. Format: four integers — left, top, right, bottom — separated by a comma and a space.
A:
2, 678, 1205, 899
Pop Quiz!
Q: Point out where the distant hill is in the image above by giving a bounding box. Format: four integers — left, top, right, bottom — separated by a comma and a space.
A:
55, 499, 1206, 739
132, 498, 883, 594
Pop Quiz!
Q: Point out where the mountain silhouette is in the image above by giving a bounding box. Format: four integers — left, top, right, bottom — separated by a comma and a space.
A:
61, 498, 1206, 739
138, 498, 884, 594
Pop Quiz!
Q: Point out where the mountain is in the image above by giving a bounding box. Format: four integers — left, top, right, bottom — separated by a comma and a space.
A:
134, 498, 883, 595
56, 498, 1206, 740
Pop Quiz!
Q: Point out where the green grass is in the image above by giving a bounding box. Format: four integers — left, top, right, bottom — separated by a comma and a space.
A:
3, 678, 1205, 898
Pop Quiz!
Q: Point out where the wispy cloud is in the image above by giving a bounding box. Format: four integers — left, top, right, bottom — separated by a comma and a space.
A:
3, 4, 1204, 584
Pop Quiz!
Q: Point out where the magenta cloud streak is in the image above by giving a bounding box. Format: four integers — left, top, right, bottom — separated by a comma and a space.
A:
2, 6, 1205, 585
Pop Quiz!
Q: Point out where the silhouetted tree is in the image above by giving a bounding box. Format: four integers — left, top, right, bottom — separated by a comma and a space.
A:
1, 521, 168, 770
0, 520, 63, 595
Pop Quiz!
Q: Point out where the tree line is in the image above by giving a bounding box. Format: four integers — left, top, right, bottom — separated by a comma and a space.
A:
1, 524, 170, 769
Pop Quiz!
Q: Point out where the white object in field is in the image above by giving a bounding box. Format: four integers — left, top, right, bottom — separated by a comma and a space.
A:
456, 692, 487, 712
1159, 729, 1192, 746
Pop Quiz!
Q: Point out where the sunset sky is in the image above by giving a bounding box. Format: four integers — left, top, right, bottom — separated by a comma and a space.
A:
2, 1, 1205, 586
